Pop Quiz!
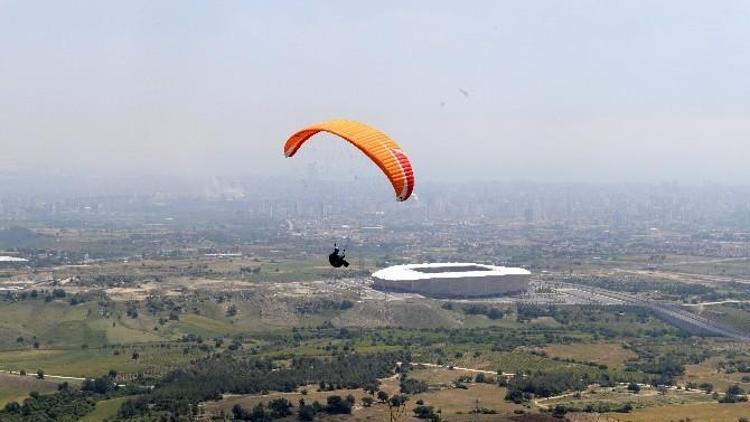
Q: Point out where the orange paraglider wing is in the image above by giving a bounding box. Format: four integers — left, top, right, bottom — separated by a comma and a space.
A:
284, 119, 414, 201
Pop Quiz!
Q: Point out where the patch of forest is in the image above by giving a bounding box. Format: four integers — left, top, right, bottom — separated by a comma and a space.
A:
117, 350, 408, 418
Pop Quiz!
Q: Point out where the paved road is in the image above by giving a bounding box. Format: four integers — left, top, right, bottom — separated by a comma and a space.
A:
559, 282, 750, 340
0, 369, 87, 382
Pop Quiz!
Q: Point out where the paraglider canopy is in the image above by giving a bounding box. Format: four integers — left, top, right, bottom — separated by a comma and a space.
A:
284, 119, 414, 201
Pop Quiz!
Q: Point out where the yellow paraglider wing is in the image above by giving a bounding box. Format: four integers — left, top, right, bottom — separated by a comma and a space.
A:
284, 119, 414, 201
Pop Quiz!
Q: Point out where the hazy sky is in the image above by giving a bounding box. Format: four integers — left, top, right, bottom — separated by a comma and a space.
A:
2, 1, 749, 186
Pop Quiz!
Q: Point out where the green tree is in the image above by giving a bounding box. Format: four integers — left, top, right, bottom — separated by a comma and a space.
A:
269, 398, 293, 418
324, 395, 352, 414
4, 402, 20, 413
297, 404, 316, 421
413, 405, 436, 419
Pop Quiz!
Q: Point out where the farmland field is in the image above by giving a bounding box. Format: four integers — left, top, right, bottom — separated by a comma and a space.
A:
544, 342, 637, 368
681, 356, 750, 392
0, 372, 60, 406
0, 345, 208, 378
609, 401, 750, 422
79, 396, 133, 422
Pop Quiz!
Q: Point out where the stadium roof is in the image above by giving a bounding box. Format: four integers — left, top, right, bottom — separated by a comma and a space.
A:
0, 256, 28, 262
372, 263, 530, 281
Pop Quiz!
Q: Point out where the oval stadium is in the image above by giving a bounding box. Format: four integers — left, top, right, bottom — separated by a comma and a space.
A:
372, 263, 531, 298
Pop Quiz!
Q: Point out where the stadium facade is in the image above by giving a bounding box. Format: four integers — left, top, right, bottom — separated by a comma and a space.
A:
371, 263, 530, 298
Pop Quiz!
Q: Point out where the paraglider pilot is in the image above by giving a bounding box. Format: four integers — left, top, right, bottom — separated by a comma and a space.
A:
329, 243, 349, 268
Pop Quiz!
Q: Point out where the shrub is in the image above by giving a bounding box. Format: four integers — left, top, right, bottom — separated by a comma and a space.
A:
413, 405, 436, 419
324, 395, 352, 414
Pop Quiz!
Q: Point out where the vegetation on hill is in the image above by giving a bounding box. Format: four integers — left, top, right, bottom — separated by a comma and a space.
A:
118, 351, 407, 419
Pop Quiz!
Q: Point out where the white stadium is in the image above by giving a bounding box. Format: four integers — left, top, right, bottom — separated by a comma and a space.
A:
372, 263, 531, 298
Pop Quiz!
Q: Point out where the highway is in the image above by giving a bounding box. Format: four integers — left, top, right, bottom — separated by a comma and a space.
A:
558, 281, 750, 341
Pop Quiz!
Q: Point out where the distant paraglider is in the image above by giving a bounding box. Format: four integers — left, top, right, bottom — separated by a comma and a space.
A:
328, 243, 349, 268
284, 119, 415, 202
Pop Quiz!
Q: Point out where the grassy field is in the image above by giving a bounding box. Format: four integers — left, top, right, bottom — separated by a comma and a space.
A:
207, 385, 526, 422
0, 372, 60, 406
335, 300, 462, 329
0, 292, 281, 350
544, 342, 637, 368
416, 383, 524, 416
419, 348, 571, 374
681, 356, 750, 392
203, 376, 401, 420
542, 384, 713, 411
702, 303, 750, 333
609, 401, 750, 421
409, 367, 482, 386
658, 256, 750, 278
0, 300, 174, 349
0, 345, 209, 378
49, 255, 332, 285
79, 396, 132, 422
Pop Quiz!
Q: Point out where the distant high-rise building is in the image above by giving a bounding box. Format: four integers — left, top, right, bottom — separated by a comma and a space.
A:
524, 207, 533, 224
